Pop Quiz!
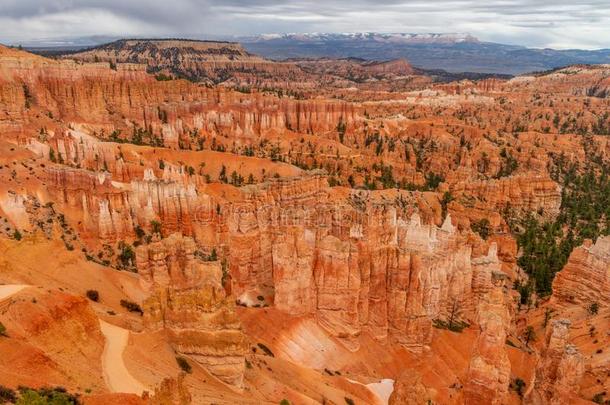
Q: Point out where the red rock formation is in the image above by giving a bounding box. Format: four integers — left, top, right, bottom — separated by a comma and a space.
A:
451, 174, 562, 217
0, 44, 358, 146
389, 369, 430, 404
229, 176, 506, 352
464, 271, 511, 404
136, 233, 248, 388
2, 43, 609, 404
552, 236, 610, 308
529, 319, 585, 404
148, 374, 192, 405
0, 288, 106, 391
63, 39, 302, 84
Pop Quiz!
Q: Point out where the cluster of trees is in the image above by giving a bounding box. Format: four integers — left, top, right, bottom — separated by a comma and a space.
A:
0, 385, 80, 404
217, 165, 255, 186
494, 147, 519, 178
358, 165, 444, 192
512, 138, 610, 297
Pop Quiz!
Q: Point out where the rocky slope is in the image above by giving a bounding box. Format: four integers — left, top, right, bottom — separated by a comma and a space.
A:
61, 39, 301, 85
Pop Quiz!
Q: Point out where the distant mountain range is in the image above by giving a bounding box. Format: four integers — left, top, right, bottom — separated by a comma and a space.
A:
18, 32, 610, 75
237, 33, 610, 75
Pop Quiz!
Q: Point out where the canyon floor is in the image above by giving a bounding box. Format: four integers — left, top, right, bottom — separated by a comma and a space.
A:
0, 40, 608, 404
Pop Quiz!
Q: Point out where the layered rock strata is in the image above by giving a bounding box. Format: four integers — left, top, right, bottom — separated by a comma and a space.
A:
552, 236, 610, 308
136, 233, 248, 388
464, 271, 511, 404
530, 319, 585, 404
229, 177, 505, 351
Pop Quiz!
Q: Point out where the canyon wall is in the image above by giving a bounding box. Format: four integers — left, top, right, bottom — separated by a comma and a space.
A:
552, 236, 610, 308
0, 47, 358, 145
228, 175, 505, 352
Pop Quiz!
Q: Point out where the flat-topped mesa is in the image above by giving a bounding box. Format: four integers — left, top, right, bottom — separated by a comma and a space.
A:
529, 319, 585, 404
63, 39, 302, 83
506, 65, 610, 96
552, 236, 610, 308
136, 233, 248, 388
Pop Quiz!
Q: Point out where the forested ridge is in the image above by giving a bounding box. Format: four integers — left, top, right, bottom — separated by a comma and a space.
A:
511, 136, 610, 299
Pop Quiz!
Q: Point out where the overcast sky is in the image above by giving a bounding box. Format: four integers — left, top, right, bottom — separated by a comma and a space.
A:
1, 0, 609, 49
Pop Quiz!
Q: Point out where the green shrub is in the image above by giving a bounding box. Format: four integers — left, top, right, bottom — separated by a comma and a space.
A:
120, 299, 143, 315
432, 318, 469, 333
257, 343, 274, 357
150, 220, 162, 235
471, 219, 491, 240
134, 225, 145, 239
344, 397, 355, 405
175, 356, 192, 374
0, 385, 16, 403
117, 242, 135, 267
0, 322, 6, 337
85, 290, 99, 302
16, 386, 80, 404
155, 73, 173, 81
13, 230, 22, 241
592, 392, 606, 404
510, 378, 526, 397
523, 325, 536, 346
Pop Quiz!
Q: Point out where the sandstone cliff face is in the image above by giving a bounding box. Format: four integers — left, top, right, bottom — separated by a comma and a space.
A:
136, 233, 248, 388
228, 175, 504, 352
530, 319, 585, 405
43, 154, 507, 354
3, 40, 610, 405
45, 160, 223, 243
552, 236, 610, 308
464, 272, 511, 404
389, 369, 429, 405
0, 45, 358, 146
506, 65, 610, 97
451, 174, 562, 217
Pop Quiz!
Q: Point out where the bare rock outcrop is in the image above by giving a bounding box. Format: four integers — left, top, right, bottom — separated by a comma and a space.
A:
552, 236, 610, 308
136, 233, 248, 388
529, 319, 585, 405
451, 174, 562, 218
389, 369, 430, 405
229, 177, 505, 352
464, 273, 511, 404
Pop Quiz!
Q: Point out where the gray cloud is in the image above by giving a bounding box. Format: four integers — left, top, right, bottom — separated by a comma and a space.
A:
1, 0, 609, 49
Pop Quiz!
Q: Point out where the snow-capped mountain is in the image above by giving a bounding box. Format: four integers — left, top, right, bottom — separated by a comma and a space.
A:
238, 32, 610, 75
242, 32, 479, 44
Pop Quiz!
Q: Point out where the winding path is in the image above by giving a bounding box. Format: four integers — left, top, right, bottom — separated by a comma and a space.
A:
99, 320, 147, 395
366, 379, 395, 405
347, 377, 395, 405
0, 284, 28, 301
